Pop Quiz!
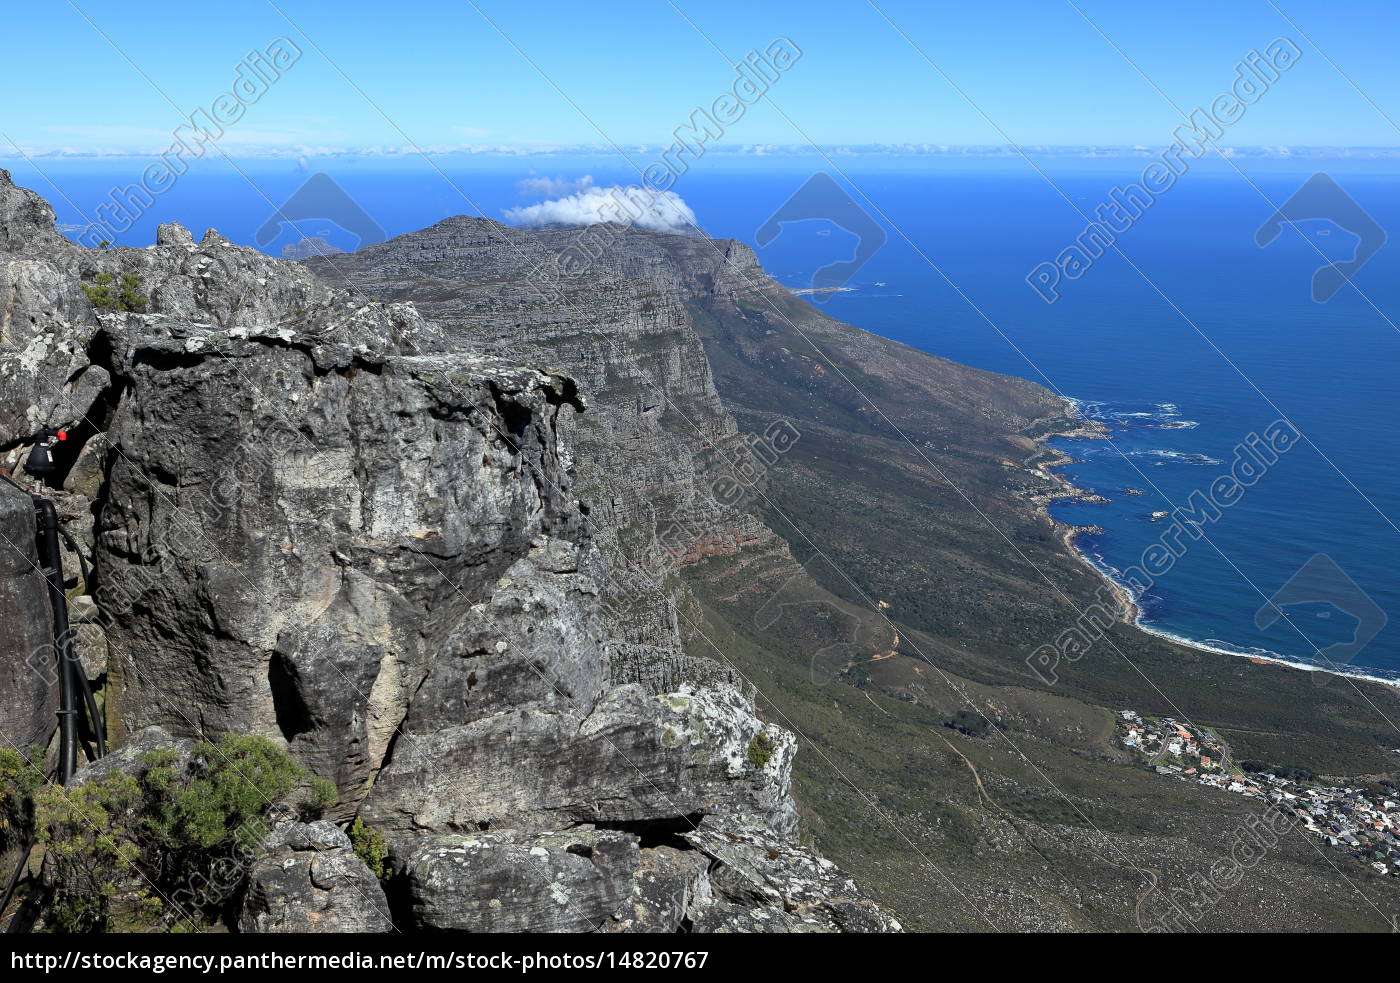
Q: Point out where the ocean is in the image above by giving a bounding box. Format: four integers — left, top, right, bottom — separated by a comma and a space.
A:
12, 152, 1400, 681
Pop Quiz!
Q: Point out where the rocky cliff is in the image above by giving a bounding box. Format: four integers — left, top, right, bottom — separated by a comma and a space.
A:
0, 171, 896, 933
304, 209, 1400, 933
305, 219, 788, 698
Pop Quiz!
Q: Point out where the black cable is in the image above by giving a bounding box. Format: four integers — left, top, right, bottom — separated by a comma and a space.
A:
0, 764, 55, 934
58, 529, 105, 758
75, 661, 105, 759
55, 526, 91, 592
0, 462, 108, 931
33, 499, 78, 786
51, 513, 104, 760
4, 472, 106, 760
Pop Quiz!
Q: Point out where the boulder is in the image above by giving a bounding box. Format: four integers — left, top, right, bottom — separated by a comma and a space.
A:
406, 828, 639, 933
95, 320, 593, 797
681, 818, 902, 933
604, 845, 709, 933
238, 821, 392, 933
362, 684, 795, 838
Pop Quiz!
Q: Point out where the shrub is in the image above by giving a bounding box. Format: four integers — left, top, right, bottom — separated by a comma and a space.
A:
143, 735, 306, 854
1240, 760, 1316, 783
308, 776, 339, 816
944, 710, 993, 738
0, 746, 45, 839
5, 733, 328, 932
82, 272, 147, 312
747, 732, 776, 769
348, 817, 387, 879
33, 774, 153, 932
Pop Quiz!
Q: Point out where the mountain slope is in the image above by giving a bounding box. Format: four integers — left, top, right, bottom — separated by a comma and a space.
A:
307, 216, 1400, 931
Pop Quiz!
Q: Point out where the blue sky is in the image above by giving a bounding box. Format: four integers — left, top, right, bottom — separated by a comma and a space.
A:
3, 0, 1398, 154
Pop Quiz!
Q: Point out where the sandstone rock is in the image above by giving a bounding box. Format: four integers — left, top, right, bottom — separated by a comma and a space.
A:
687, 902, 814, 933
362, 684, 794, 838
238, 820, 392, 933
682, 818, 901, 933
0, 476, 56, 751
302, 219, 783, 693
69, 724, 194, 787
605, 844, 708, 933
95, 322, 591, 787
406, 828, 639, 932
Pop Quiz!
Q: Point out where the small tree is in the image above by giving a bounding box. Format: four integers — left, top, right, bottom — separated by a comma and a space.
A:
82, 272, 147, 312
945, 710, 993, 738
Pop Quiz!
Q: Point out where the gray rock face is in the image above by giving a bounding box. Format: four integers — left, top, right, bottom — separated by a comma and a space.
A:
604, 844, 709, 933
0, 477, 56, 750
239, 821, 392, 933
0, 172, 102, 449
681, 819, 902, 933
68, 724, 193, 787
363, 684, 795, 838
96, 318, 592, 795
407, 828, 640, 932
0, 173, 896, 934
303, 219, 780, 695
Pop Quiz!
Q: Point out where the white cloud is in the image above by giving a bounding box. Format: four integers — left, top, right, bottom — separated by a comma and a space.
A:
504, 185, 697, 234
516, 173, 594, 197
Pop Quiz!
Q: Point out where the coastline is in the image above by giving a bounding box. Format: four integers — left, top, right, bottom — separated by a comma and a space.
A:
1031, 398, 1400, 691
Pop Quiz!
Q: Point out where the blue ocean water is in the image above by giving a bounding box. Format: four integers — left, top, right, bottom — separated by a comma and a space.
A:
10, 153, 1399, 679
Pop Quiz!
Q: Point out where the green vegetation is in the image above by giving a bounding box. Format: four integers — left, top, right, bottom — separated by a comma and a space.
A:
348, 817, 388, 880
81, 272, 147, 313
747, 732, 776, 769
309, 776, 339, 813
0, 746, 46, 837
2, 734, 334, 932
685, 288, 1400, 781
34, 770, 153, 932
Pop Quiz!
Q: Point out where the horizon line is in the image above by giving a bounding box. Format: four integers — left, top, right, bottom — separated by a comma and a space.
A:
5, 142, 1400, 162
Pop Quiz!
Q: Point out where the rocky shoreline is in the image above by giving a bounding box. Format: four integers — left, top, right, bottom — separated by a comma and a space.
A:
1025, 401, 1142, 623
1027, 400, 1400, 687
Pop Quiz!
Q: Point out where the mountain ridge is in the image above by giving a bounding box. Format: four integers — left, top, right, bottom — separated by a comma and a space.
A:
306, 210, 1400, 931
